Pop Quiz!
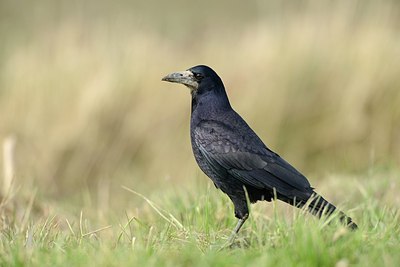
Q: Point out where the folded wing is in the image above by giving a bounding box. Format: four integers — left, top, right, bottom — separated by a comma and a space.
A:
194, 120, 313, 199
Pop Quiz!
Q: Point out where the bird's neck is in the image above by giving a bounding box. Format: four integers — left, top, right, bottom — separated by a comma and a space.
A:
191, 91, 232, 119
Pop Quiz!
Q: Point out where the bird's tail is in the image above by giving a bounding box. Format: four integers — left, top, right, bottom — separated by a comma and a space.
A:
302, 192, 358, 230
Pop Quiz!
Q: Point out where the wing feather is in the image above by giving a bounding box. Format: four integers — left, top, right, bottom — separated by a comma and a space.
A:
194, 120, 312, 196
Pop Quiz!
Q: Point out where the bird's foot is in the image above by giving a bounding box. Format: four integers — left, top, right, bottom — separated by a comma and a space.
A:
218, 216, 248, 250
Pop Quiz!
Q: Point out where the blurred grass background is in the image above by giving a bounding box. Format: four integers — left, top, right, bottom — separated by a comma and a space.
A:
0, 0, 399, 213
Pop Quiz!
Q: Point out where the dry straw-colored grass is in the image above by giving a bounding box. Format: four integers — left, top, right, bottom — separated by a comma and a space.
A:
0, 0, 399, 204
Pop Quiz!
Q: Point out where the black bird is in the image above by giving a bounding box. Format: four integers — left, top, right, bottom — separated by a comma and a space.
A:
162, 65, 357, 239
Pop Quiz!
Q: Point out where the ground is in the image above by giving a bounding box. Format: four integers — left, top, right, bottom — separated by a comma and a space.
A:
1, 168, 399, 266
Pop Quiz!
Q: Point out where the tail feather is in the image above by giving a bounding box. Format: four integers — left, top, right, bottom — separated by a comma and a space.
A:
305, 193, 358, 230
279, 191, 358, 230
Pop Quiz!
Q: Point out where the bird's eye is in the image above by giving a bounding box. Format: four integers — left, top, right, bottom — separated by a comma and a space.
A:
193, 73, 204, 80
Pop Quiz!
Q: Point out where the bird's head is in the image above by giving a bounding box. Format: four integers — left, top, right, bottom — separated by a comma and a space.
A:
162, 65, 225, 97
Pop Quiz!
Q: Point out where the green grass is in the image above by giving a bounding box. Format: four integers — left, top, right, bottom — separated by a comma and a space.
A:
1, 170, 399, 266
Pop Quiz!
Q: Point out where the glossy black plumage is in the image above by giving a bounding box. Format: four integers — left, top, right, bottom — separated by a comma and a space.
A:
162, 65, 357, 236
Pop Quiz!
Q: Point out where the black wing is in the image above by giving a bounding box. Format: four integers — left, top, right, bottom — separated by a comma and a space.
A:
193, 119, 313, 198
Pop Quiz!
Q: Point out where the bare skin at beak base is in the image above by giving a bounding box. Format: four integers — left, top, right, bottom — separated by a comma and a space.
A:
162, 70, 199, 90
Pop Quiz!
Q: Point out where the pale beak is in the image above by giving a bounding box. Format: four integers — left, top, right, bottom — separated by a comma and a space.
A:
162, 70, 199, 90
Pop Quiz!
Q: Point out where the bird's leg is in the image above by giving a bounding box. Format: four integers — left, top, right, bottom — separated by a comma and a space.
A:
223, 193, 250, 244
227, 213, 249, 244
